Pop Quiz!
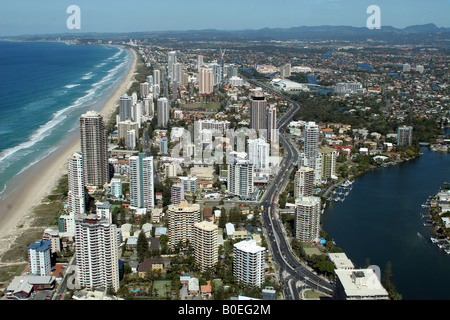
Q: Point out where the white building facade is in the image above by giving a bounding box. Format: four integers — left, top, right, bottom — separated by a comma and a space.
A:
233, 240, 266, 287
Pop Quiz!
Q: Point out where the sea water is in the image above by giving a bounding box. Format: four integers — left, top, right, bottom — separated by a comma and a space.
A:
0, 40, 133, 200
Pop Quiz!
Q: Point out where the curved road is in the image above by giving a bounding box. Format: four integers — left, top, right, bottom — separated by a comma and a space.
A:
246, 78, 335, 299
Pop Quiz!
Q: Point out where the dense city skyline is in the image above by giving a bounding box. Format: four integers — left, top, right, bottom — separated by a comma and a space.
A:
0, 0, 449, 305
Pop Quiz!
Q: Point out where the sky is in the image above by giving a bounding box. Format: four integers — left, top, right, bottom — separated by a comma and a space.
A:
0, 0, 449, 36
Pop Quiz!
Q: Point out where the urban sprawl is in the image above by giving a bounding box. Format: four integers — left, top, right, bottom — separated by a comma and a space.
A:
2, 35, 449, 301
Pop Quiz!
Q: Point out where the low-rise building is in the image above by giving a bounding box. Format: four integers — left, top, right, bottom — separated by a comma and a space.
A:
328, 253, 355, 270
334, 269, 389, 300
138, 258, 165, 277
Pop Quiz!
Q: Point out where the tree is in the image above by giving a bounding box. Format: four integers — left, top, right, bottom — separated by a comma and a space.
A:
228, 206, 244, 225
218, 207, 227, 229
381, 261, 402, 300
137, 231, 149, 263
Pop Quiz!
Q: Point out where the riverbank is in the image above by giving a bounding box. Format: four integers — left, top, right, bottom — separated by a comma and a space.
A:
0, 46, 137, 262
321, 145, 450, 299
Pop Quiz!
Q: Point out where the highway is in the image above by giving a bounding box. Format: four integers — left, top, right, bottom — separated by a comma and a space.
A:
246, 78, 335, 299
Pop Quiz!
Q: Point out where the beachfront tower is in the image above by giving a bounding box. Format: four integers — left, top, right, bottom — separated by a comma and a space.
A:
119, 94, 132, 122
28, 239, 52, 276
79, 111, 109, 187
68, 152, 86, 215
75, 214, 119, 292
129, 154, 155, 211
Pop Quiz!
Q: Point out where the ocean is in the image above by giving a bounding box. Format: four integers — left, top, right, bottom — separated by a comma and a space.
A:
0, 41, 133, 201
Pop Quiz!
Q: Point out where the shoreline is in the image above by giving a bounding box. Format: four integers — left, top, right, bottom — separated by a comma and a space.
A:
0, 46, 137, 261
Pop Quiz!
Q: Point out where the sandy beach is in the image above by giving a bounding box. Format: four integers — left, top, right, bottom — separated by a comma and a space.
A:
0, 46, 137, 261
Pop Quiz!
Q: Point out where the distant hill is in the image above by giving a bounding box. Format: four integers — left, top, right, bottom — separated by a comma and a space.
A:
4, 24, 450, 44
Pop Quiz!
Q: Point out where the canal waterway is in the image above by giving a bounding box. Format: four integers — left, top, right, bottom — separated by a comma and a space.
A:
322, 131, 450, 300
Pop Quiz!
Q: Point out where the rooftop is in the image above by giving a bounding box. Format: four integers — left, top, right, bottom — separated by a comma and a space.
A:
335, 268, 389, 299
234, 239, 265, 254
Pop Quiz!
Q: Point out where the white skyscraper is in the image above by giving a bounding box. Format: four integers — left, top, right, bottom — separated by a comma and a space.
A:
233, 240, 266, 287
295, 196, 321, 243
110, 178, 122, 198
129, 154, 154, 211
197, 55, 204, 71
247, 138, 270, 169
119, 94, 132, 122
140, 82, 150, 98
227, 160, 254, 198
294, 166, 315, 199
167, 201, 201, 250
157, 97, 170, 128
126, 129, 136, 150
198, 67, 213, 94
68, 152, 85, 215
143, 95, 154, 117
173, 62, 184, 84
397, 125, 413, 147
168, 51, 177, 82
193, 220, 218, 272
75, 214, 119, 292
28, 239, 52, 276
303, 121, 319, 169
79, 111, 109, 186
153, 69, 161, 86
267, 105, 278, 142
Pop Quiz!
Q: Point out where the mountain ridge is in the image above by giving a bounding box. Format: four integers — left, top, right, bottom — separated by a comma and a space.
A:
3, 23, 449, 43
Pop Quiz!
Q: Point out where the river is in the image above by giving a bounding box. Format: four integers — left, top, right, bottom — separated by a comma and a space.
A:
322, 131, 450, 300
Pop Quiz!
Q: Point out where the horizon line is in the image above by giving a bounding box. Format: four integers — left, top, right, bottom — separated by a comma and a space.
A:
1, 22, 448, 38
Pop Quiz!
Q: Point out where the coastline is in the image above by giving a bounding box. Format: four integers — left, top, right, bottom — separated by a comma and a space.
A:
0, 46, 137, 261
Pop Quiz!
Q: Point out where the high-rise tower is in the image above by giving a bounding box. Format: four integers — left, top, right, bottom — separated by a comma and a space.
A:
295, 196, 321, 243
68, 152, 86, 215
129, 154, 154, 211
303, 121, 319, 169
250, 93, 267, 136
157, 97, 170, 128
75, 214, 119, 292
294, 166, 315, 199
79, 111, 109, 186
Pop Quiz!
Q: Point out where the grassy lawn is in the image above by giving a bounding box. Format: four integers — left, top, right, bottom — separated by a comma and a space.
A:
153, 280, 171, 297
304, 289, 329, 299
303, 247, 322, 256
0, 263, 28, 283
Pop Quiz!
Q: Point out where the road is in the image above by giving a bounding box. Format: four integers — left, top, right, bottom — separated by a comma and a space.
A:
245, 78, 335, 299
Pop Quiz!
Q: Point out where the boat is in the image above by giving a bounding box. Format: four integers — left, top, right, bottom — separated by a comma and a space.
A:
431, 237, 438, 243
